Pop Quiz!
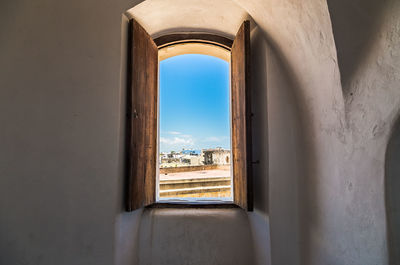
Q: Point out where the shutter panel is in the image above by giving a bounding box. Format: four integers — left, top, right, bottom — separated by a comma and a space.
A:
126, 19, 158, 211
231, 21, 253, 211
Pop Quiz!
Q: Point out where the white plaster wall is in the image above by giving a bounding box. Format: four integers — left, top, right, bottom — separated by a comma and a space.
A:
264, 30, 303, 265
126, 0, 252, 39
240, 0, 400, 264
250, 28, 271, 265
136, 209, 255, 265
300, 0, 400, 264
1, 0, 399, 265
0, 0, 135, 264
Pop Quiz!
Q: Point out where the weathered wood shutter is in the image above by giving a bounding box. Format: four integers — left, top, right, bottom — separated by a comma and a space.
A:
231, 21, 253, 211
126, 19, 158, 211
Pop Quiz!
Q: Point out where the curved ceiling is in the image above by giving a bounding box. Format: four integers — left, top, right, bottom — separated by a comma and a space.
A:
126, 0, 253, 39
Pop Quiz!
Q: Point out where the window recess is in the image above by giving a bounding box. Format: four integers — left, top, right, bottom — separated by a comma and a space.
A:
126, 19, 252, 211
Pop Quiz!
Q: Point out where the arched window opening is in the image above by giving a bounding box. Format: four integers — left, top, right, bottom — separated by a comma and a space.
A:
157, 53, 232, 201
126, 19, 252, 211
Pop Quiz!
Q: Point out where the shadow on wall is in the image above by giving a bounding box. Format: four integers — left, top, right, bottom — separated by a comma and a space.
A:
251, 26, 307, 265
136, 208, 255, 265
251, 27, 269, 215
327, 0, 391, 94
386, 118, 400, 265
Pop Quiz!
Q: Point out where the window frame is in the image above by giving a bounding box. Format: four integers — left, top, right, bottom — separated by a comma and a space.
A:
156, 44, 233, 204
125, 19, 252, 211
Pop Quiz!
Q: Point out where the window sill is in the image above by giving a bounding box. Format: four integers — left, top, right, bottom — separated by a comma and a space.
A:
147, 202, 240, 209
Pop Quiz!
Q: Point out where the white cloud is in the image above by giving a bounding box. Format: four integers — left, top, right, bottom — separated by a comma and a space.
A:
159, 132, 197, 152
166, 131, 181, 135
160, 137, 194, 146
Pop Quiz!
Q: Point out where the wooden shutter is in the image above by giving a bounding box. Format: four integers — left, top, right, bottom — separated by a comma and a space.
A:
231, 21, 252, 211
126, 19, 158, 211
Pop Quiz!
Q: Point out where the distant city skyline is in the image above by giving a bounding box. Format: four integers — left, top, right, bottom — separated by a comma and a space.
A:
159, 147, 230, 154
159, 54, 231, 153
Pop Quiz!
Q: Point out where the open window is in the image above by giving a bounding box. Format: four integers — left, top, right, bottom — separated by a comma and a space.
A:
157, 52, 232, 202
126, 19, 252, 211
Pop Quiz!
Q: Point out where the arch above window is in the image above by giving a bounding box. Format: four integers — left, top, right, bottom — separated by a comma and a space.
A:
155, 32, 233, 62
155, 33, 233, 50
158, 42, 230, 62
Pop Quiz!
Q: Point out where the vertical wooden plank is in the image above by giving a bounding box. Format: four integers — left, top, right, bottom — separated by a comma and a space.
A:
231, 21, 252, 211
126, 19, 158, 211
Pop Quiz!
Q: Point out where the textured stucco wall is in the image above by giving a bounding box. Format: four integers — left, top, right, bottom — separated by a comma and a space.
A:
265, 31, 303, 265
1, 0, 399, 265
311, 0, 400, 264
251, 26, 304, 265
0, 0, 134, 264
136, 209, 255, 265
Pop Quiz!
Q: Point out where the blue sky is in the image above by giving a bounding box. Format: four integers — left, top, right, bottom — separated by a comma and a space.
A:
159, 54, 230, 153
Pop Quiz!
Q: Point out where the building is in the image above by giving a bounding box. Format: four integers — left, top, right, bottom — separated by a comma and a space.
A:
202, 148, 231, 165
181, 154, 203, 166
160, 150, 203, 167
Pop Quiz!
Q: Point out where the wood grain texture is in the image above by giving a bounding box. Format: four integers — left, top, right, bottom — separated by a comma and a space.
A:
231, 21, 253, 211
154, 33, 233, 50
126, 19, 158, 211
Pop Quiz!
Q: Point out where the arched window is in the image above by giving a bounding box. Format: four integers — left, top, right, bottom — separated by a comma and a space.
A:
157, 53, 231, 201
126, 19, 252, 211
